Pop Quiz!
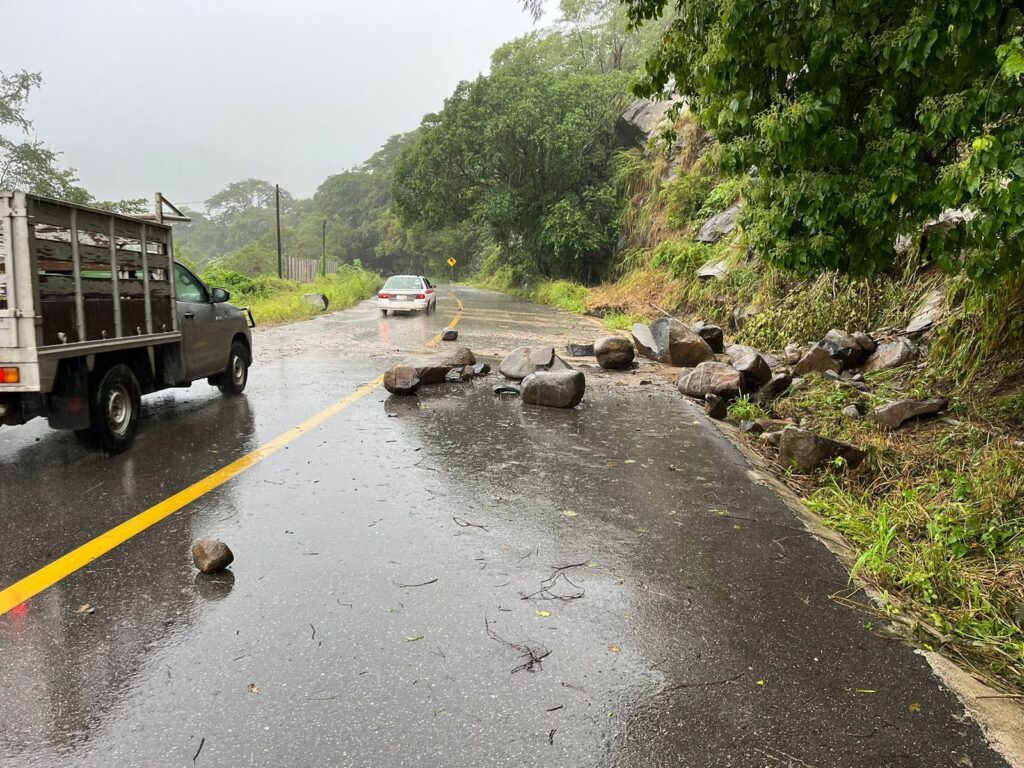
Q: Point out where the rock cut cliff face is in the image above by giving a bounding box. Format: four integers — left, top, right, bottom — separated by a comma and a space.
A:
617, 92, 688, 148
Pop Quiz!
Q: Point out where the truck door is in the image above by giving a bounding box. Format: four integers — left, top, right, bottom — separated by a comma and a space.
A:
174, 263, 221, 378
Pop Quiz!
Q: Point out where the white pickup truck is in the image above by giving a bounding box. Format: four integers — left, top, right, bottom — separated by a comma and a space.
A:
0, 192, 254, 453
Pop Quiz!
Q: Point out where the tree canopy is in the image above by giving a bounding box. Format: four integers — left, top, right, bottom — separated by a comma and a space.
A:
392, 22, 634, 282
625, 0, 1024, 279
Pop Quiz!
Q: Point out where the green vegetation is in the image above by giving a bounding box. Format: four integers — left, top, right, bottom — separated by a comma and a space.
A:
198, 265, 382, 326
626, 0, 1024, 280
766, 373, 1024, 689
726, 396, 768, 423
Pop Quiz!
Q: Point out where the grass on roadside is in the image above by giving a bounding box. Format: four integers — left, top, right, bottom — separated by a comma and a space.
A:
763, 372, 1024, 692
201, 265, 382, 326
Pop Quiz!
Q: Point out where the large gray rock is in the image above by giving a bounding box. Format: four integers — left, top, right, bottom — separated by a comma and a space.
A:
384, 346, 477, 395
792, 346, 841, 376
819, 329, 864, 369
696, 202, 742, 244
694, 322, 725, 353
192, 539, 234, 574
658, 318, 715, 367
852, 332, 877, 354
779, 426, 866, 473
863, 338, 918, 373
521, 370, 586, 409
634, 318, 714, 367
872, 398, 948, 430
905, 289, 946, 335
697, 258, 731, 281
725, 344, 781, 369
617, 95, 686, 146
733, 352, 773, 390
678, 361, 744, 400
732, 305, 759, 331
441, 328, 459, 341
631, 323, 661, 361
303, 293, 329, 312
594, 336, 635, 370
705, 393, 727, 420
499, 346, 572, 380
757, 373, 792, 403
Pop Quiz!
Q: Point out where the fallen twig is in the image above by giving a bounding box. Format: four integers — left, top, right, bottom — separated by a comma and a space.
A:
521, 562, 589, 602
393, 578, 439, 588
659, 671, 745, 694
484, 615, 551, 673
453, 517, 489, 531
192, 737, 205, 766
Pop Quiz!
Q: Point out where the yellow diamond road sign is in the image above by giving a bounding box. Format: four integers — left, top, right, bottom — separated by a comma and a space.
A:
447, 257, 457, 267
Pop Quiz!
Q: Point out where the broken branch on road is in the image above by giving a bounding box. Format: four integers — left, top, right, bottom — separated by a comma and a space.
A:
484, 616, 551, 674
520, 562, 588, 602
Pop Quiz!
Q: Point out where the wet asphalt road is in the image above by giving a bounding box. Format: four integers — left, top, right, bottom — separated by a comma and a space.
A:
0, 288, 1012, 767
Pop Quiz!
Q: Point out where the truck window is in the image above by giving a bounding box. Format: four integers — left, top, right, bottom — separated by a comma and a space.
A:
174, 264, 207, 303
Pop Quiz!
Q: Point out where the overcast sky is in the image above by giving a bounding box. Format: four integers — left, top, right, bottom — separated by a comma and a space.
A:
1, 0, 541, 206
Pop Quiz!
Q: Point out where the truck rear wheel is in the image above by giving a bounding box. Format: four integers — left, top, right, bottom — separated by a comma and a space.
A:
78, 364, 141, 454
217, 341, 249, 395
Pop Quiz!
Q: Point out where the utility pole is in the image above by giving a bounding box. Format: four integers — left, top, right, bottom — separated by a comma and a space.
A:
275, 184, 283, 279
321, 219, 327, 277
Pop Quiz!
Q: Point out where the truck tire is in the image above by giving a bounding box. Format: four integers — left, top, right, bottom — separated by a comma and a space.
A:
218, 341, 249, 395
78, 364, 141, 454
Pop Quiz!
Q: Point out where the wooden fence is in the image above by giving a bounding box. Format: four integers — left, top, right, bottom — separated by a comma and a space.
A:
283, 257, 342, 283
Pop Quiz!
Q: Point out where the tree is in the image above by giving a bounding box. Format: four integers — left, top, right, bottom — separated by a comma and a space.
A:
392, 34, 629, 282
0, 70, 91, 202
205, 179, 289, 221
625, 1, 1024, 279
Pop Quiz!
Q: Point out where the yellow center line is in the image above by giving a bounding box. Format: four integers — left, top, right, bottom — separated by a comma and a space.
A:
0, 289, 464, 617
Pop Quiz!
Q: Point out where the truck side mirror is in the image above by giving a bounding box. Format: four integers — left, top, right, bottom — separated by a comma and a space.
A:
211, 287, 230, 303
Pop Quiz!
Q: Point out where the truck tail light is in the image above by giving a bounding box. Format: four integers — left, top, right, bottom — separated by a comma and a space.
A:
1, 367, 20, 384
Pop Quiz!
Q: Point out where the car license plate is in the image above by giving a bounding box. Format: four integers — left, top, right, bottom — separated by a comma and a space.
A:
398, 294, 412, 301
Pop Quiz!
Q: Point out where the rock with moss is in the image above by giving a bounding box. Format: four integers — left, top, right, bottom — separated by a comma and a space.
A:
779, 426, 866, 473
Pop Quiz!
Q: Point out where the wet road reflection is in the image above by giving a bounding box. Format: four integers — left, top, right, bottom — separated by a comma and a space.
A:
0, 290, 1010, 767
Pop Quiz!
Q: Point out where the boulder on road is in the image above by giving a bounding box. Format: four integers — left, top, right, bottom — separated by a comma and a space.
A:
694, 322, 725, 353
633, 318, 714, 367
733, 352, 773, 390
863, 337, 918, 373
656, 317, 715, 367
566, 343, 595, 357
192, 539, 234, 574
441, 328, 459, 341
499, 346, 572, 380
705, 393, 727, 420
521, 370, 586, 409
678, 361, 744, 401
792, 345, 841, 376
779, 426, 866, 473
594, 336, 635, 369
384, 346, 477, 395
872, 397, 948, 430
631, 323, 661, 361
757, 373, 792, 404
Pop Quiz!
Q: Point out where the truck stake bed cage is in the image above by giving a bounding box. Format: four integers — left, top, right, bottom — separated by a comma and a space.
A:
0, 191, 179, 393
0, 191, 254, 453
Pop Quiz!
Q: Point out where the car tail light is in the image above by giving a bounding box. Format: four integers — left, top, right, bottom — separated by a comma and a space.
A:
1, 367, 20, 384
416, 293, 426, 299
378, 292, 391, 299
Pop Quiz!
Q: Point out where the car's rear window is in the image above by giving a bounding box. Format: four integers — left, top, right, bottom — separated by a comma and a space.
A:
383, 277, 421, 290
